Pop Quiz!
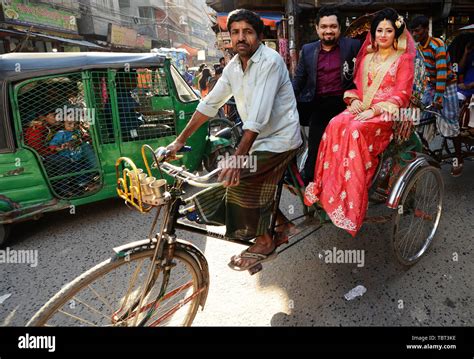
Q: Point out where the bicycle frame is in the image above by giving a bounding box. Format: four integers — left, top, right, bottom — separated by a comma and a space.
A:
417, 105, 474, 163
112, 140, 424, 324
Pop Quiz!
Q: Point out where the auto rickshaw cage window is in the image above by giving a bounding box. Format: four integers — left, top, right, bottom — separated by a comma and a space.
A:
0, 52, 206, 222
13, 72, 101, 200
111, 67, 177, 142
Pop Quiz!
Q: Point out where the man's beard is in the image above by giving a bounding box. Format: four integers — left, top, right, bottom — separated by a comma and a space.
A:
321, 37, 337, 46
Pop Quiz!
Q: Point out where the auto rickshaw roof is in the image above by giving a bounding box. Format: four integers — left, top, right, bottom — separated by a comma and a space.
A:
0, 52, 167, 82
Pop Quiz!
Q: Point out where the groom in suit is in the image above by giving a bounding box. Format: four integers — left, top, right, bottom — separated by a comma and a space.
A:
293, 6, 361, 184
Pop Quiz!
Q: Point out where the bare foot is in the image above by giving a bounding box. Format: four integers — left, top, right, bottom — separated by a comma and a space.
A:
274, 222, 296, 246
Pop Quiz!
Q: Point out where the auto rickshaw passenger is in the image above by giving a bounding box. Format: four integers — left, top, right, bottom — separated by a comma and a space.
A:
49, 120, 84, 160
24, 111, 60, 157
49, 119, 97, 188
106, 74, 144, 140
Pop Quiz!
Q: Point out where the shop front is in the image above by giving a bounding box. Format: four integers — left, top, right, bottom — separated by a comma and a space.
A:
0, 0, 97, 53
107, 24, 153, 52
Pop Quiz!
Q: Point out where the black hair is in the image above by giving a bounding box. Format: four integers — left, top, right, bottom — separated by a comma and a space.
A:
410, 15, 429, 30
219, 57, 225, 63
316, 6, 341, 27
215, 67, 223, 75
227, 9, 264, 36
448, 32, 474, 66
199, 68, 212, 91
370, 8, 405, 42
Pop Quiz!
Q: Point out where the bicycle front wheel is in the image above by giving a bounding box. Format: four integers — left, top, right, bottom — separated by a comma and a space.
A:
27, 248, 205, 327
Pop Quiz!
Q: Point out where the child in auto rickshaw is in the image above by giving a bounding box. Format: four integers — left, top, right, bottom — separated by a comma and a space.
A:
48, 118, 98, 193
24, 111, 61, 157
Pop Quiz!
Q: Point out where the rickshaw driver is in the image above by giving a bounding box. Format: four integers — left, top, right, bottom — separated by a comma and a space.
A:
166, 9, 303, 271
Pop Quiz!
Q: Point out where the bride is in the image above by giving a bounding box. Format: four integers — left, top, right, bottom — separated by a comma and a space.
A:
304, 8, 416, 237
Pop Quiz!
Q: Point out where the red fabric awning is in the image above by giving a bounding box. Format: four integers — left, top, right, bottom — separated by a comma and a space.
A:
217, 12, 283, 31
177, 43, 199, 57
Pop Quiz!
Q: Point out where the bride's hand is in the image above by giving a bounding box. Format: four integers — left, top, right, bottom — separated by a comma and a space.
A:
349, 99, 364, 114
354, 109, 375, 122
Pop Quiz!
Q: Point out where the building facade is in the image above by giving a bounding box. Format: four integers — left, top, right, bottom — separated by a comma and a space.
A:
0, 0, 102, 53
206, 0, 474, 75
0, 0, 220, 59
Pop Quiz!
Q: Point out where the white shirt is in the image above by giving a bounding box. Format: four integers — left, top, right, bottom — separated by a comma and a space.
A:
196, 44, 302, 153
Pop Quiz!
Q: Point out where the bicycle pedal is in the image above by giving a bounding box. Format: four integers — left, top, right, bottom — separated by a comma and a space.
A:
248, 263, 263, 275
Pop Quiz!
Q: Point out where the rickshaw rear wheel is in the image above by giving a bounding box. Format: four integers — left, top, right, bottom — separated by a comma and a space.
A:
0, 224, 10, 248
392, 166, 443, 266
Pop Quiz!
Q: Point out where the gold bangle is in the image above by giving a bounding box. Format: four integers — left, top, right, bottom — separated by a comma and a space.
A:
370, 106, 380, 116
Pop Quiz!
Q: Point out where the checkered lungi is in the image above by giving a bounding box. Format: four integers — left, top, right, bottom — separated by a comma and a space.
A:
421, 83, 460, 137
190, 149, 297, 240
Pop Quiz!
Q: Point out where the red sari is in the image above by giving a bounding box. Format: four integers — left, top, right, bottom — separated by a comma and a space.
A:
304, 30, 416, 237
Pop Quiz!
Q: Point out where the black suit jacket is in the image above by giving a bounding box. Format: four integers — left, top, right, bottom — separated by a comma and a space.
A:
292, 37, 361, 103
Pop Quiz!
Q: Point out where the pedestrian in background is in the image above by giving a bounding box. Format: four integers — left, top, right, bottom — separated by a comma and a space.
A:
411, 15, 464, 176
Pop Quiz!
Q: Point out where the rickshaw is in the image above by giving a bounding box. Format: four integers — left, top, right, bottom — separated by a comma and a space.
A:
0, 52, 232, 247
27, 119, 444, 326
27, 21, 445, 325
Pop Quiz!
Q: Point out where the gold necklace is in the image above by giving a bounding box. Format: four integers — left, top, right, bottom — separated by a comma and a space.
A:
375, 48, 395, 62
369, 49, 395, 77
369, 55, 383, 77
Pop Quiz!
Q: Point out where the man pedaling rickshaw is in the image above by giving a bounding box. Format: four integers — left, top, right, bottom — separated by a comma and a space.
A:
166, 9, 303, 271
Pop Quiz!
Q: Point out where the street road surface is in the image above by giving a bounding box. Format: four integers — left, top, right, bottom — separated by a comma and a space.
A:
0, 161, 472, 326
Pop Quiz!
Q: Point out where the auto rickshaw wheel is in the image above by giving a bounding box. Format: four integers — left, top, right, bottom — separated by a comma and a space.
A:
392, 166, 443, 266
0, 224, 11, 248
209, 117, 241, 148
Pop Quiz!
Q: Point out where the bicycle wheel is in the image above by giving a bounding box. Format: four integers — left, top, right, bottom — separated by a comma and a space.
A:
392, 166, 443, 266
27, 248, 205, 326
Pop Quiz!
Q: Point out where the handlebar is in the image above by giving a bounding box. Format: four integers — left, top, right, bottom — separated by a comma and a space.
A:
418, 104, 443, 119
154, 146, 222, 188
160, 162, 222, 188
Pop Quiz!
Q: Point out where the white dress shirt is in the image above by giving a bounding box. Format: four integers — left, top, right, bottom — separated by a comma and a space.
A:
196, 44, 302, 153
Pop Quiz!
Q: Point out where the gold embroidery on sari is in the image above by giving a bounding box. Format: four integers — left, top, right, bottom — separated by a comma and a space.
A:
374, 100, 399, 114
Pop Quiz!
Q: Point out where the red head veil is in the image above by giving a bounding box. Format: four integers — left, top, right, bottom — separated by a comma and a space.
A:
352, 20, 417, 90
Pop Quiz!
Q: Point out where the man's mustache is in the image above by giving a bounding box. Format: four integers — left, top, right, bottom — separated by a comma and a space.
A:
236, 42, 248, 46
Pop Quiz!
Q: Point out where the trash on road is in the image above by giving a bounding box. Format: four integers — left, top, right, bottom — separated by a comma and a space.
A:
344, 285, 367, 301
0, 293, 12, 304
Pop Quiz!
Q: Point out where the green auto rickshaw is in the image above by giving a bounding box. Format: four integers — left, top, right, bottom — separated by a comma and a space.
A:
0, 52, 230, 246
